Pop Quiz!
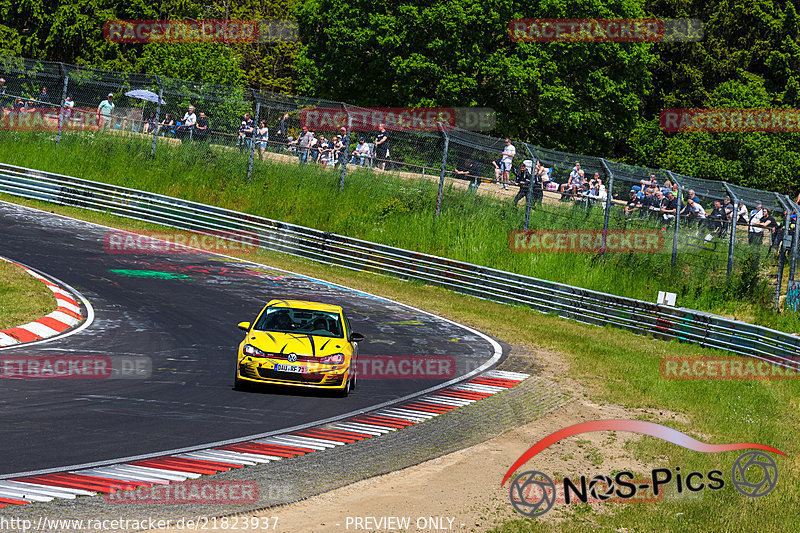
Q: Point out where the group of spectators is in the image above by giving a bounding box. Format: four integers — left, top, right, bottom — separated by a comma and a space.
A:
283, 123, 390, 169
622, 174, 794, 251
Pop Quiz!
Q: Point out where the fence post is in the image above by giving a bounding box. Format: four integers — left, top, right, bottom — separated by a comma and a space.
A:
435, 122, 449, 217
55, 64, 69, 147
339, 103, 351, 191
247, 89, 260, 181
667, 171, 682, 268
723, 183, 739, 280
789, 196, 800, 283
523, 144, 538, 230
599, 159, 614, 252
150, 76, 162, 157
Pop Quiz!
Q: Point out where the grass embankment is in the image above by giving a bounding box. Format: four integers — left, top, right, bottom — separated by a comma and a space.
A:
0, 259, 56, 329
2, 189, 797, 531
0, 131, 795, 333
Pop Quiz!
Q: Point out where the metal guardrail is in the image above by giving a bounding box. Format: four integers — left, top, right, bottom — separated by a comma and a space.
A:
1, 162, 798, 367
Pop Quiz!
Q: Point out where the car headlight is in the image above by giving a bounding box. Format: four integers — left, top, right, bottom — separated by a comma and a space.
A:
319, 353, 345, 364
243, 344, 268, 357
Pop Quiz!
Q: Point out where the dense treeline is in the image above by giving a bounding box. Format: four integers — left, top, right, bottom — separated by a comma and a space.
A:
2, 0, 799, 193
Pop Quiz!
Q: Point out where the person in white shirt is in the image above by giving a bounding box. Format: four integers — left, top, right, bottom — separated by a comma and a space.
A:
177, 105, 196, 140
748, 206, 765, 245
500, 138, 515, 190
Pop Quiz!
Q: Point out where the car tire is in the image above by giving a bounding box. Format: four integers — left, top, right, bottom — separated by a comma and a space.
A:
234, 368, 250, 392
337, 372, 352, 397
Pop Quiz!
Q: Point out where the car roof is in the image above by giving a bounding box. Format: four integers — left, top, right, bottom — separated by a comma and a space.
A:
264, 299, 343, 313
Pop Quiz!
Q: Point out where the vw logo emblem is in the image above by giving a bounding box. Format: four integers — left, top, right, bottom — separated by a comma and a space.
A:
287, 353, 297, 362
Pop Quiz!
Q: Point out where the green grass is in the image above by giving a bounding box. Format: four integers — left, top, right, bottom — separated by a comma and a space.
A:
0, 259, 56, 329
0, 192, 796, 532
0, 130, 796, 333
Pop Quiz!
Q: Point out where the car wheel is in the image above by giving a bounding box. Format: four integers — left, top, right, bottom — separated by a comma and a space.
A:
337, 372, 352, 397
234, 368, 250, 392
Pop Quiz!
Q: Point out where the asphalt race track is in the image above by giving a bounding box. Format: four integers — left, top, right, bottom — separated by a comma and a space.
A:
0, 201, 502, 476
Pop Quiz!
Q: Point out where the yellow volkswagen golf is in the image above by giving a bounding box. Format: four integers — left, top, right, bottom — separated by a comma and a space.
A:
234, 300, 364, 396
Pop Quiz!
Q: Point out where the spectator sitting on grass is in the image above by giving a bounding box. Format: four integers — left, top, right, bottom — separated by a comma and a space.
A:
638, 189, 655, 219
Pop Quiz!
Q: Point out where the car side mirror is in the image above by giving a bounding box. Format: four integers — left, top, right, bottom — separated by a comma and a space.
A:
349, 332, 364, 342
237, 322, 251, 332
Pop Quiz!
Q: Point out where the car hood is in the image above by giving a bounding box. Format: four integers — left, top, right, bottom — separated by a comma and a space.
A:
247, 331, 348, 357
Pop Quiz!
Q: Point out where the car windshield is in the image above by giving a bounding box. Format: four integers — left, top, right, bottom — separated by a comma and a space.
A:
254, 308, 343, 338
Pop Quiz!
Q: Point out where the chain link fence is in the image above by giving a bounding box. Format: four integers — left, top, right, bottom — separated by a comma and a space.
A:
1, 54, 798, 309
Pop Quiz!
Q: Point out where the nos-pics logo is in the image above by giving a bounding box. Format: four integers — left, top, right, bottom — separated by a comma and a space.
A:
501, 419, 784, 518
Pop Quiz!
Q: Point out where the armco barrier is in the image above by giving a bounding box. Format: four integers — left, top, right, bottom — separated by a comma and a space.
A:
1, 162, 798, 366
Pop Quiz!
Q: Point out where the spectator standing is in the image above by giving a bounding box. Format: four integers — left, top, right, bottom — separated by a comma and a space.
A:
500, 138, 516, 190
97, 93, 115, 130
308, 131, 319, 163
275, 112, 289, 145
758, 208, 778, 249
374, 124, 389, 170
255, 120, 269, 160
513, 161, 532, 206
748, 206, 764, 245
0, 78, 5, 97
194, 111, 209, 142
290, 125, 313, 164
